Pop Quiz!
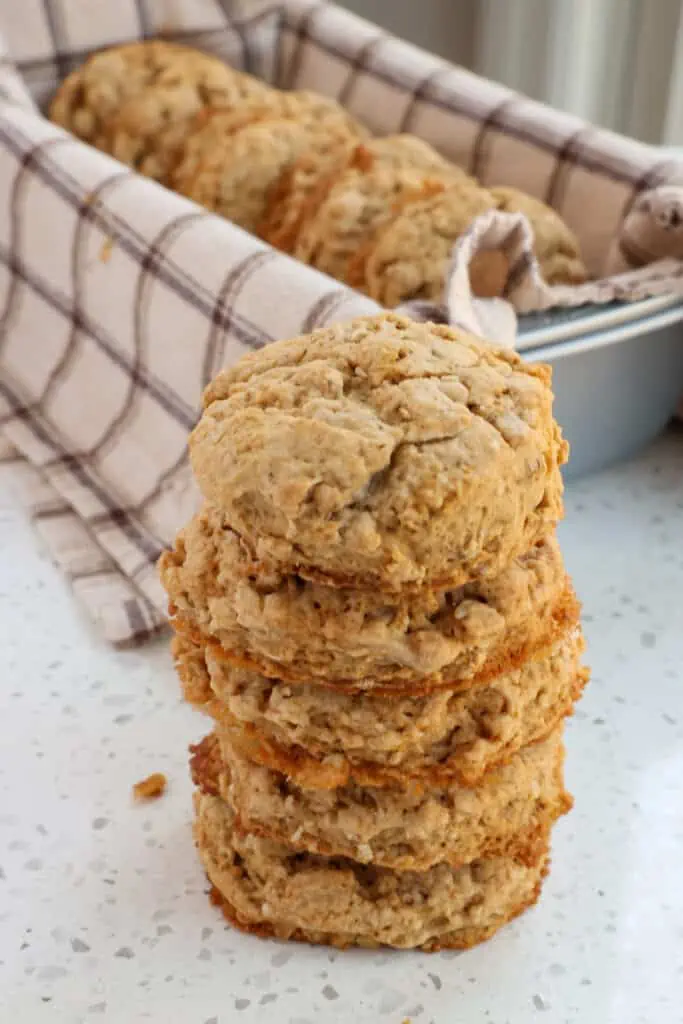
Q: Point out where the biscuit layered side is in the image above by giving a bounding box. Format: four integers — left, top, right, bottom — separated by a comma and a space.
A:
193, 767, 551, 952
162, 514, 577, 691
156, 312, 588, 952
176, 628, 587, 787
190, 729, 571, 872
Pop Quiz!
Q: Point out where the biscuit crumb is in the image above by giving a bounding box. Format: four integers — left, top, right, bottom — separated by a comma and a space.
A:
99, 236, 113, 262
133, 772, 167, 801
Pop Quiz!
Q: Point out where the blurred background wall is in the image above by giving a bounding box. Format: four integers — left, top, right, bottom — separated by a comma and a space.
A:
338, 0, 683, 145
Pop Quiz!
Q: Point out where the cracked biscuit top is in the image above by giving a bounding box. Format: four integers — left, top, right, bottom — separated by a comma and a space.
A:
190, 313, 567, 589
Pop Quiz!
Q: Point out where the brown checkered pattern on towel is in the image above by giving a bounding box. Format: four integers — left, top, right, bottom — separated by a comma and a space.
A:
1, 0, 683, 643
0, 101, 379, 642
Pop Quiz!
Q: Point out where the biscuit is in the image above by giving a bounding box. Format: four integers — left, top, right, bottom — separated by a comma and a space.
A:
191, 727, 571, 871
161, 516, 577, 691
106, 68, 271, 183
49, 40, 269, 180
172, 115, 361, 232
354, 180, 505, 305
170, 89, 367, 186
190, 314, 568, 590
490, 187, 588, 285
196, 627, 587, 788
258, 141, 357, 252
291, 135, 470, 283
194, 788, 549, 951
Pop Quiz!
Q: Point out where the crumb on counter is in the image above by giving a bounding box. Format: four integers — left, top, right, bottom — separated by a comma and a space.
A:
99, 236, 113, 262
133, 772, 167, 801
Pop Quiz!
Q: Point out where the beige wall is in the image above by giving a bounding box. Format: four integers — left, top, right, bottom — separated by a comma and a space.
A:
335, 0, 476, 65
335, 0, 683, 144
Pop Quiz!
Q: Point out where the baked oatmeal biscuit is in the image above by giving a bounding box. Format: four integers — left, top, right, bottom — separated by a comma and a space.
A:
161, 514, 577, 691
354, 179, 505, 305
172, 114, 362, 232
200, 628, 587, 788
190, 314, 568, 589
291, 135, 470, 283
191, 727, 571, 871
169, 91, 365, 192
50, 40, 269, 179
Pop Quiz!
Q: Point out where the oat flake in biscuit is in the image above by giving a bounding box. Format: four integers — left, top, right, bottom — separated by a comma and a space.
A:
193, 788, 550, 951
49, 40, 269, 177
191, 727, 571, 872
195, 628, 586, 788
172, 115, 361, 233
292, 135, 470, 283
190, 314, 568, 590
161, 513, 577, 691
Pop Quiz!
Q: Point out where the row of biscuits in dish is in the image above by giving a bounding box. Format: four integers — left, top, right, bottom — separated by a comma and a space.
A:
50, 40, 588, 307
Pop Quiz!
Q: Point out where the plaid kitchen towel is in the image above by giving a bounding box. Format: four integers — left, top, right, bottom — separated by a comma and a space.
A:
0, 101, 380, 642
2, 0, 683, 644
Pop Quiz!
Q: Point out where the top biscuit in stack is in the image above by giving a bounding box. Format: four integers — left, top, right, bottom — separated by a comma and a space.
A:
189, 313, 568, 591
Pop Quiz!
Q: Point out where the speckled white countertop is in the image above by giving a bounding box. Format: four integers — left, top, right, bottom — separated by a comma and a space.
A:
1, 431, 683, 1024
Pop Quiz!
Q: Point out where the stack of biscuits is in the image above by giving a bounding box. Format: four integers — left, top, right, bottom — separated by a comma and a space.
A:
160, 312, 588, 952
49, 40, 588, 305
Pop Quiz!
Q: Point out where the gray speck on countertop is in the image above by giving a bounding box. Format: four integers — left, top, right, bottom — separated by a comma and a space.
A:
38, 965, 68, 980
379, 990, 405, 1014
88, 1004, 107, 1014
198, 948, 212, 961
114, 946, 135, 959
322, 985, 339, 1000
533, 993, 550, 1011
428, 973, 442, 991
260, 993, 278, 1005
71, 937, 90, 953
152, 909, 173, 921
641, 630, 657, 648
92, 818, 109, 831
235, 998, 250, 1010
271, 949, 292, 966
